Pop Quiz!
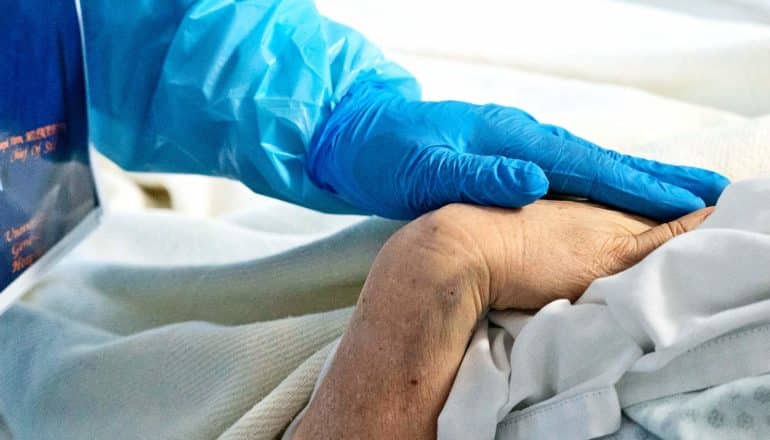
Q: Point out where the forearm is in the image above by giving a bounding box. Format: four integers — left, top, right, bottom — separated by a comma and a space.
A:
293, 217, 487, 439
81, 0, 418, 213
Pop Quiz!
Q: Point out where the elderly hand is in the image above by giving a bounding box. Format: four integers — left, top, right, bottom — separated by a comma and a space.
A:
307, 80, 728, 221
436, 201, 714, 310
293, 201, 712, 439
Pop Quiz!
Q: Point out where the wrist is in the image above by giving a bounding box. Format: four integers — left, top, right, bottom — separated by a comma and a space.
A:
294, 206, 493, 438
375, 207, 491, 320
306, 80, 401, 192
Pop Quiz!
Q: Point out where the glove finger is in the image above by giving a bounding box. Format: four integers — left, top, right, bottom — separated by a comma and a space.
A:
540, 124, 729, 205
613, 155, 728, 206
511, 135, 706, 220
407, 148, 549, 213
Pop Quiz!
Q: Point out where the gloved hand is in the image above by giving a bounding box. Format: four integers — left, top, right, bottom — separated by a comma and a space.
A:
307, 80, 730, 220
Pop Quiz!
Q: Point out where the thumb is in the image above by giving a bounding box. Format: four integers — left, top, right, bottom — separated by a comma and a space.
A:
414, 149, 549, 211
633, 206, 715, 257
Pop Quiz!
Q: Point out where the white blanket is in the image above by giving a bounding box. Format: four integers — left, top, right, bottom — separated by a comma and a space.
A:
317, 0, 770, 116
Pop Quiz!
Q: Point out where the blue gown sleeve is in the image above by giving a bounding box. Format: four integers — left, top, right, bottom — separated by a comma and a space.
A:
79, 0, 420, 213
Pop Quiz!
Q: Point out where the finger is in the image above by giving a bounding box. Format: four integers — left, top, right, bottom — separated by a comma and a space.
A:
633, 207, 715, 257
541, 124, 730, 205
512, 136, 706, 220
612, 155, 728, 206
409, 148, 549, 212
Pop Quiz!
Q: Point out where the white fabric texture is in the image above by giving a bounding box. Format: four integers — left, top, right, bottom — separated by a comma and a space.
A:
317, 0, 770, 116
623, 373, 770, 438
0, 209, 402, 439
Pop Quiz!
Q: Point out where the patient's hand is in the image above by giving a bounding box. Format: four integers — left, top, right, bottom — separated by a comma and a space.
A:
437, 201, 712, 310
293, 201, 712, 439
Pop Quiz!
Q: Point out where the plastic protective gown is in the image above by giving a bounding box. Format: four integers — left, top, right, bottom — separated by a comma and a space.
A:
80, 0, 419, 213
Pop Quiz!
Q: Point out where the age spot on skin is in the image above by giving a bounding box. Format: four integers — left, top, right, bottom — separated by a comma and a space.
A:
410, 379, 419, 386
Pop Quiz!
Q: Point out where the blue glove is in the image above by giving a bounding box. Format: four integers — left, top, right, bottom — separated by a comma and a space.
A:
81, 0, 419, 214
308, 80, 730, 220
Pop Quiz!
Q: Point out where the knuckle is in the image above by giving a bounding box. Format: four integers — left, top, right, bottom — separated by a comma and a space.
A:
410, 205, 465, 243
393, 204, 488, 276
666, 220, 688, 237
593, 236, 640, 277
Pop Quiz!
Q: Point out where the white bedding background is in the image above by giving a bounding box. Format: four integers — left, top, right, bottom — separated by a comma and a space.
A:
2, 1, 770, 439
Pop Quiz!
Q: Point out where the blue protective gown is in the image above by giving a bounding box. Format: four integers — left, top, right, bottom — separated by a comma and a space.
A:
80, 0, 419, 213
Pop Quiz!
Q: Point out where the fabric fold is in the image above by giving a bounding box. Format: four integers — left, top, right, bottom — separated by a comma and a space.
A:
439, 180, 770, 439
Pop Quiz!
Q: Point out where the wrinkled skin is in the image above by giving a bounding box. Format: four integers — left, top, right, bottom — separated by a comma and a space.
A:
423, 200, 710, 310
293, 201, 712, 439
